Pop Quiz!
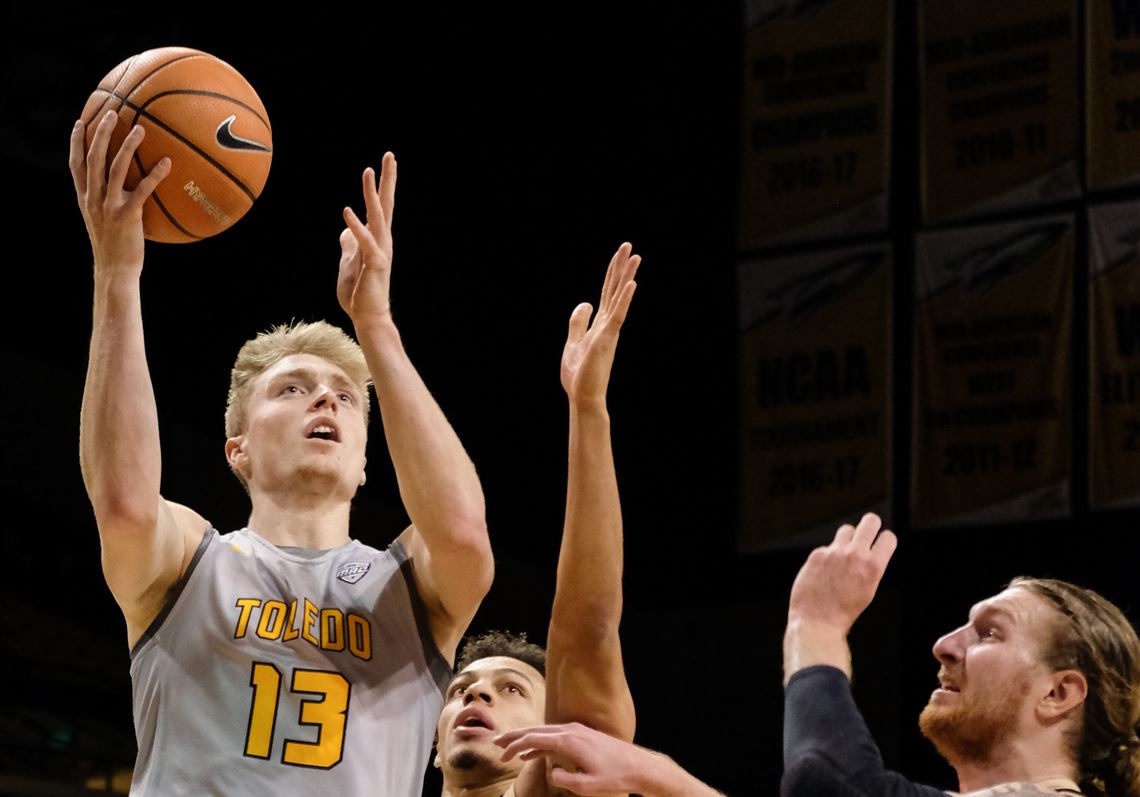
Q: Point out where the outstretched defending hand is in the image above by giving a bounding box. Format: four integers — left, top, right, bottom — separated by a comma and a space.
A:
788, 513, 897, 633
561, 243, 641, 409
70, 109, 171, 275
784, 513, 897, 681
339, 152, 396, 325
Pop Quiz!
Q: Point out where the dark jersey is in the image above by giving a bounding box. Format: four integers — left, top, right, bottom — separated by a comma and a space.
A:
782, 666, 1082, 797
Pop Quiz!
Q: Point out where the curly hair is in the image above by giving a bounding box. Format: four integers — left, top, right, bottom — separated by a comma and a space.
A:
456, 630, 546, 676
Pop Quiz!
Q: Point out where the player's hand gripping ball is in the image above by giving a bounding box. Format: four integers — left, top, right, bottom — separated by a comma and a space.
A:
80, 46, 273, 243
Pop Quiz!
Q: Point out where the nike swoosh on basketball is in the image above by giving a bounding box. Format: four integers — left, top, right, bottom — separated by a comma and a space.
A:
215, 115, 271, 152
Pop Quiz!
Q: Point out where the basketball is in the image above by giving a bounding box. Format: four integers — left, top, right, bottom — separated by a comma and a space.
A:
80, 46, 273, 244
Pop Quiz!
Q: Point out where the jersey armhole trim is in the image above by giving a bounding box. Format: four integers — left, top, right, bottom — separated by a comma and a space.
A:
130, 525, 216, 659
390, 539, 454, 693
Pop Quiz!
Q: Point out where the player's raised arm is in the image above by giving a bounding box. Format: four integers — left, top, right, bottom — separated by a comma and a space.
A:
783, 512, 897, 682
73, 111, 206, 645
339, 153, 491, 664
546, 244, 641, 736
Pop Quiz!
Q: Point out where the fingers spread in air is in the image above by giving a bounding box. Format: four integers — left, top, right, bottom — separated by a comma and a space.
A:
599, 245, 622, 310
610, 261, 640, 324
871, 528, 898, 568
833, 523, 856, 546
599, 243, 640, 327
360, 165, 389, 246
342, 206, 381, 258
851, 512, 882, 549
567, 302, 594, 345
339, 226, 358, 254
377, 152, 396, 226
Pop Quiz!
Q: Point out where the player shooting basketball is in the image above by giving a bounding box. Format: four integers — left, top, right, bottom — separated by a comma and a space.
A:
70, 110, 492, 796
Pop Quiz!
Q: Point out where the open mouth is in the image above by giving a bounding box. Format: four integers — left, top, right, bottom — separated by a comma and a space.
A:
936, 669, 960, 693
454, 708, 494, 733
305, 421, 340, 442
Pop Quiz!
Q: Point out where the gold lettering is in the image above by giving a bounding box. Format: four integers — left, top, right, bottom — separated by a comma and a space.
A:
347, 613, 372, 661
320, 608, 345, 651
256, 600, 287, 640
238, 595, 367, 660
234, 598, 261, 639
301, 598, 320, 647
283, 599, 300, 641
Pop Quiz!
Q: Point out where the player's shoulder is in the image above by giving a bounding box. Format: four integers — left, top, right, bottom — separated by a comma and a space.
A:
163, 500, 210, 540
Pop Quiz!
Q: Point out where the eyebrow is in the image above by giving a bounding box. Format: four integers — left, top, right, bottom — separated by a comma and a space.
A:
448, 667, 537, 690
270, 368, 359, 394
496, 668, 537, 687
968, 604, 1017, 624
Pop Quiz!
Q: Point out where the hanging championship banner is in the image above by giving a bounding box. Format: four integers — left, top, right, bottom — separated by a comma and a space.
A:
1087, 1, 1140, 190
738, 243, 891, 552
920, 1, 1079, 223
1089, 202, 1140, 508
738, 0, 892, 249
912, 216, 1073, 527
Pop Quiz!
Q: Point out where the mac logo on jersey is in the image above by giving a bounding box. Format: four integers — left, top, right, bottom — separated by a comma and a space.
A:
336, 562, 371, 584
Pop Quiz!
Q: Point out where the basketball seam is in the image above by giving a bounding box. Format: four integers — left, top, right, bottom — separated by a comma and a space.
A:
140, 89, 271, 131
92, 54, 139, 123
122, 53, 209, 100
134, 150, 202, 241
93, 88, 264, 203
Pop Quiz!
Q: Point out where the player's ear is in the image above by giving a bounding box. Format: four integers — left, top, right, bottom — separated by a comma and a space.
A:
225, 436, 248, 475
1038, 669, 1088, 719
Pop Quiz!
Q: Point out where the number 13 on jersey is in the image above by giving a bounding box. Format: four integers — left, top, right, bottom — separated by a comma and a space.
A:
245, 662, 351, 768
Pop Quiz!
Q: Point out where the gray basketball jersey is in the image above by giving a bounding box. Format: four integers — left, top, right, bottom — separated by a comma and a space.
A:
129, 527, 450, 796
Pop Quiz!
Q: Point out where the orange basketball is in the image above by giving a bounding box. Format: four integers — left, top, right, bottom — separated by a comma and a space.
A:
80, 47, 273, 244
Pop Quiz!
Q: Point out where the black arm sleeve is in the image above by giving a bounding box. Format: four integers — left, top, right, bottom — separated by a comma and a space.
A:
781, 665, 948, 797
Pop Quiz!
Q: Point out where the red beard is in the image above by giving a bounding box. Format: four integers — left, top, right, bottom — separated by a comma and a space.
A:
918, 672, 1031, 766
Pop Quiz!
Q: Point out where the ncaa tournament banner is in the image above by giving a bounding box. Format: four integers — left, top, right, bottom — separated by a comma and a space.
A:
920, 1, 1079, 223
1089, 202, 1140, 509
1087, 0, 1140, 191
738, 0, 892, 250
912, 216, 1073, 528
738, 243, 891, 552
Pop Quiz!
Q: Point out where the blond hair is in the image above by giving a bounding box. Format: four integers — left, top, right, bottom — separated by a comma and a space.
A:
225, 320, 372, 440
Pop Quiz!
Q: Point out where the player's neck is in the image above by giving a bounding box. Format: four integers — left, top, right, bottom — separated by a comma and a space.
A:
953, 739, 1078, 794
440, 773, 516, 797
246, 491, 352, 550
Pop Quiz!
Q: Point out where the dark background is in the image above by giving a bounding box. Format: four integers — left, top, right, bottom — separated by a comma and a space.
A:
1, 3, 1136, 796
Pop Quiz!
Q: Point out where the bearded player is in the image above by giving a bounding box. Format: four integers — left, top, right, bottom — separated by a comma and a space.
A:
492, 515, 1140, 797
